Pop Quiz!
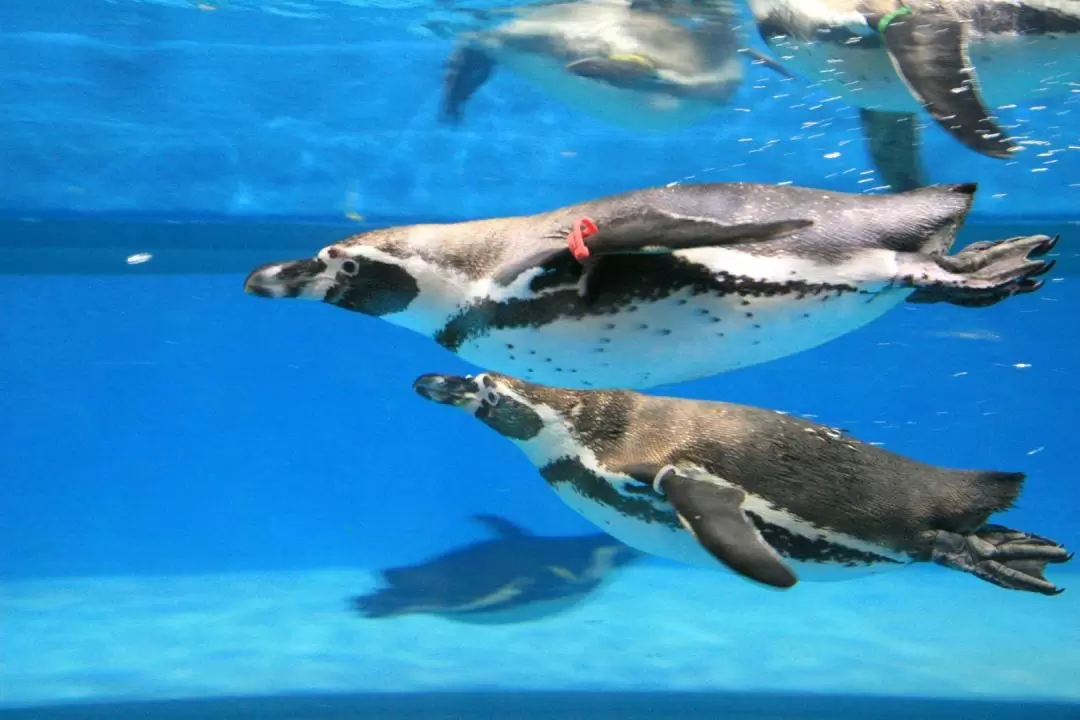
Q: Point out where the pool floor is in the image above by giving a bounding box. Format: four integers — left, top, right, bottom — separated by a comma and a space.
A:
3, 564, 1079, 711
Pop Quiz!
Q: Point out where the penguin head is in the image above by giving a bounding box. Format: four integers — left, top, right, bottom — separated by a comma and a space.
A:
243, 241, 422, 318
413, 372, 550, 442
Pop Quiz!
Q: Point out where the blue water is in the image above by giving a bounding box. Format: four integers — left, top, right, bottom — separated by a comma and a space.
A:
2, 0, 1080, 717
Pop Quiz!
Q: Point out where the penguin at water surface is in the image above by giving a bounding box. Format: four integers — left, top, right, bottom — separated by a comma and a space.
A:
244, 181, 1057, 390
437, 0, 788, 131
413, 371, 1073, 595
743, 0, 1080, 190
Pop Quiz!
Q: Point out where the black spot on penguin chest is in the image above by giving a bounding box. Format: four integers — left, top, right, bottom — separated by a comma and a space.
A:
435, 255, 861, 351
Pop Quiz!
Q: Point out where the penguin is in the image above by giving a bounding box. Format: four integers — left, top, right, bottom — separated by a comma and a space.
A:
243, 181, 1057, 390
438, 0, 788, 131
740, 0, 1080, 190
352, 514, 641, 624
412, 371, 1073, 595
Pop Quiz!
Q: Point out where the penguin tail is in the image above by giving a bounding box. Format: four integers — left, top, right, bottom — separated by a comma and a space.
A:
977, 470, 1027, 511
931, 524, 1072, 596
881, 182, 977, 255
945, 470, 1026, 532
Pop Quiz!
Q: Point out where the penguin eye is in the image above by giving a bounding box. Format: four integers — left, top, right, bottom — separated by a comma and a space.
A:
340, 260, 359, 276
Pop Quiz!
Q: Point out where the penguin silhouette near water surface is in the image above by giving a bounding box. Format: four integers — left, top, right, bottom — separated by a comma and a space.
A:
435, 0, 789, 131
743, 0, 1080, 190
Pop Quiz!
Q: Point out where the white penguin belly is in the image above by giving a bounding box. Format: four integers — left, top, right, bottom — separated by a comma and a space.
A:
551, 481, 905, 582
768, 33, 1080, 112
459, 248, 910, 389
501, 392, 910, 584
489, 47, 717, 132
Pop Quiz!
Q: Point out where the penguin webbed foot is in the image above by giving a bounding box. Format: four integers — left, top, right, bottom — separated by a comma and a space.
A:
903, 234, 1058, 307
930, 525, 1072, 596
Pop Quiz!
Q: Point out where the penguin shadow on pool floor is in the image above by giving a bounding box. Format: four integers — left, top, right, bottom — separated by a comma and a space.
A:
350, 514, 644, 625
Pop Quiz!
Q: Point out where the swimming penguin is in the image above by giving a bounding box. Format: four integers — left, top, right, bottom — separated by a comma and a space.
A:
413, 372, 1073, 595
244, 181, 1056, 390
439, 0, 786, 131
352, 514, 641, 624
745, 0, 1080, 190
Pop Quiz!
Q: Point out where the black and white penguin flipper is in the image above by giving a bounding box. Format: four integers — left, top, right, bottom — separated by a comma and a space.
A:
643, 465, 799, 589
873, 1, 1016, 158
929, 524, 1073, 596
903, 233, 1058, 307
491, 212, 814, 288
441, 45, 497, 124
859, 108, 925, 192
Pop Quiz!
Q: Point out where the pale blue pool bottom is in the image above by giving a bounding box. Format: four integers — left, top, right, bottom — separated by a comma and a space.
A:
3, 564, 1078, 712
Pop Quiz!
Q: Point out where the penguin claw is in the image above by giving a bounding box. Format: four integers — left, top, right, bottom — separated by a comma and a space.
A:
1030, 234, 1061, 258
1027, 258, 1056, 279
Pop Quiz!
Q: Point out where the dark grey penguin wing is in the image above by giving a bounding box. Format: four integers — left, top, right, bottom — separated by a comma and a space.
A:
492, 211, 813, 287
859, 108, 926, 192
623, 464, 798, 589
441, 43, 497, 124
873, 1, 1016, 158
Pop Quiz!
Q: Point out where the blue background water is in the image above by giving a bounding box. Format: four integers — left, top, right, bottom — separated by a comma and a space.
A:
2, 259, 1078, 578
1, 0, 1079, 714
1, 0, 1077, 222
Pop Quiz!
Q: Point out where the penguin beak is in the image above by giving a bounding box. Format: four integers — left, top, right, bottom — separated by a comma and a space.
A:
243, 258, 328, 299
413, 373, 480, 406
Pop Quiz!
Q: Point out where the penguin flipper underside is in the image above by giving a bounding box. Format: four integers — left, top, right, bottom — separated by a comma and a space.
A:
624, 464, 798, 589
860, 108, 925, 192
929, 524, 1072, 596
492, 211, 813, 287
903, 234, 1058, 307
876, 1, 1016, 159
